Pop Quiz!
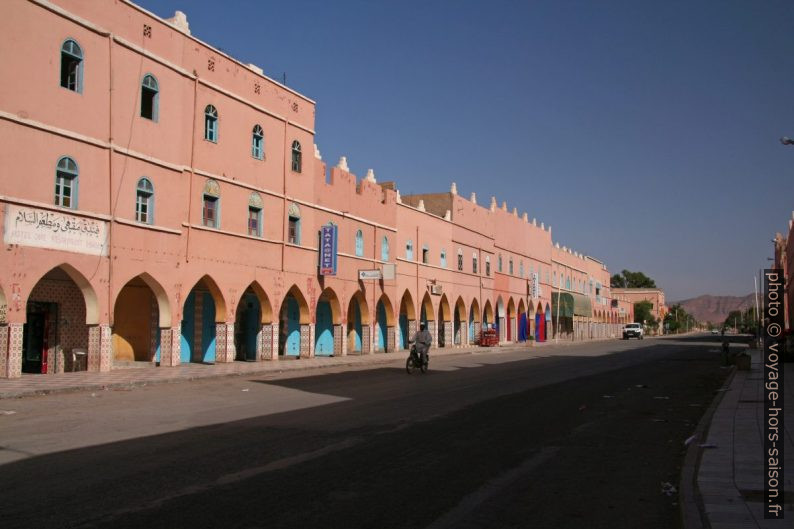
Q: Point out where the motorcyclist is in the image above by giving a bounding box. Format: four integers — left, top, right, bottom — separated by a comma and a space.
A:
412, 322, 432, 366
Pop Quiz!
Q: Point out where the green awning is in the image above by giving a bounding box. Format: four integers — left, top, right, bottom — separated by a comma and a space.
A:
552, 292, 592, 317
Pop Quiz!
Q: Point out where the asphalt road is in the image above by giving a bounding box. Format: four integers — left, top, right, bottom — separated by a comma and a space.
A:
0, 334, 732, 529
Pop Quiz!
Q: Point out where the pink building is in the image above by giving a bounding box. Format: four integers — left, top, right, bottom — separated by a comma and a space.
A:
0, 0, 628, 379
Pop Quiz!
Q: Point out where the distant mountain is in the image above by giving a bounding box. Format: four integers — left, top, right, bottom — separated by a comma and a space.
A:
673, 294, 756, 324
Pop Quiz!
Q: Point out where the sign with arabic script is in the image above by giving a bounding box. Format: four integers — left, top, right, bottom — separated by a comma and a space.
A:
4, 204, 109, 256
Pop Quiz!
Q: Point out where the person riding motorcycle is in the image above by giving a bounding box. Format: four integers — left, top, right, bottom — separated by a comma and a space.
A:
412, 322, 432, 366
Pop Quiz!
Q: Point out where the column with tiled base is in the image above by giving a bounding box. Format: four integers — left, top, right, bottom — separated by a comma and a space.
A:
428, 321, 436, 348
473, 322, 481, 345
361, 325, 371, 354
386, 326, 395, 353
215, 323, 235, 362
159, 326, 182, 367
6, 324, 22, 378
271, 323, 280, 359
333, 324, 345, 356
300, 324, 314, 358
259, 323, 274, 360
0, 325, 7, 378
408, 320, 417, 347
443, 321, 453, 348
87, 325, 112, 372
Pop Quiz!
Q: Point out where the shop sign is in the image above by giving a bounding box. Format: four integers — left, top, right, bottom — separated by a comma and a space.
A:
319, 224, 338, 275
4, 204, 108, 256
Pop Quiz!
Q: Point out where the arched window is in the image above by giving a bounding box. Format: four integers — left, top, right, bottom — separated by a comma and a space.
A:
252, 124, 264, 160
381, 236, 389, 261
472, 253, 478, 274
136, 177, 154, 223
406, 239, 414, 261
291, 140, 302, 172
287, 202, 301, 244
519, 261, 524, 278
509, 258, 514, 275
60, 39, 83, 92
422, 245, 429, 264
498, 254, 503, 273
485, 256, 491, 276
440, 249, 447, 268
204, 105, 218, 142
55, 156, 78, 208
457, 249, 463, 271
355, 230, 364, 257
248, 192, 263, 237
140, 74, 159, 121
202, 179, 220, 228
566, 277, 571, 290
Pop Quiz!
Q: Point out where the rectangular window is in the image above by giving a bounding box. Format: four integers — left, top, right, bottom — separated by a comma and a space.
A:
248, 207, 261, 237
486, 261, 490, 276
422, 248, 429, 264
202, 196, 218, 227
473, 257, 478, 274
457, 254, 463, 271
288, 216, 300, 244
55, 175, 73, 208
136, 194, 150, 223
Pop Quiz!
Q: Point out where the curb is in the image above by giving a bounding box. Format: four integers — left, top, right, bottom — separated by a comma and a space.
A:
679, 365, 738, 529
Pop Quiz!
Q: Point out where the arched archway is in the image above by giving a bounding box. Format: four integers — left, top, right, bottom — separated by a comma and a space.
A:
535, 302, 544, 341
181, 275, 226, 364
398, 290, 416, 350
454, 296, 466, 346
506, 298, 516, 342
517, 298, 527, 342
113, 273, 171, 364
315, 288, 342, 356
347, 291, 370, 354
234, 282, 273, 361
483, 300, 494, 329
437, 294, 451, 347
375, 294, 394, 352
420, 292, 436, 346
22, 264, 99, 374
280, 285, 310, 357
469, 298, 481, 343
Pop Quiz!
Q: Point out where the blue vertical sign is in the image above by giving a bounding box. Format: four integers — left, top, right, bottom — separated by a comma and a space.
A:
319, 224, 337, 275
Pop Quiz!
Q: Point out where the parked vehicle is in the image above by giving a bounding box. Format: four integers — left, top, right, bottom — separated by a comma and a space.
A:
623, 323, 644, 340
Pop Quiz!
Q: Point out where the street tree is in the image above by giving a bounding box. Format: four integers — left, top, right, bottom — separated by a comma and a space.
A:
611, 269, 657, 288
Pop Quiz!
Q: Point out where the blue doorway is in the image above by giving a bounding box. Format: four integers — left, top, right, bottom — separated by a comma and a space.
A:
376, 300, 387, 351
180, 290, 216, 363
282, 295, 300, 356
315, 300, 334, 356
235, 291, 260, 361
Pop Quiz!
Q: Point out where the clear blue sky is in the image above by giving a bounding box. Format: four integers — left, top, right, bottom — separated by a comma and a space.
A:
136, 0, 794, 301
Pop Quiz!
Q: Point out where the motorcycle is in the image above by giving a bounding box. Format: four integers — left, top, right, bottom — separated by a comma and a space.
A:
405, 343, 428, 374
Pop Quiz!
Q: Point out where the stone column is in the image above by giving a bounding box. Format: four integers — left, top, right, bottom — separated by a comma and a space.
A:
386, 326, 395, 353
5, 323, 22, 378
159, 326, 182, 367
333, 324, 344, 356
300, 323, 314, 358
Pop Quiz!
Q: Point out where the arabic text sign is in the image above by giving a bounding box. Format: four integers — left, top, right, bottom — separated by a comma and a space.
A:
4, 204, 109, 256
319, 224, 337, 275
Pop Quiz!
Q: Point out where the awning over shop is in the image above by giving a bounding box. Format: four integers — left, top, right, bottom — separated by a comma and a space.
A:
551, 292, 592, 318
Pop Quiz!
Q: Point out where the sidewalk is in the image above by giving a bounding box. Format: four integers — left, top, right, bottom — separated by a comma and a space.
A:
0, 342, 521, 399
689, 348, 793, 528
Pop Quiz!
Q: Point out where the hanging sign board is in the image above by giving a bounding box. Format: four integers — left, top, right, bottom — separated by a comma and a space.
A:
359, 269, 382, 280
319, 224, 338, 275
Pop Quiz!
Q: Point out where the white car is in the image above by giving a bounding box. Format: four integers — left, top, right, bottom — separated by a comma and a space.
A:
623, 323, 644, 339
